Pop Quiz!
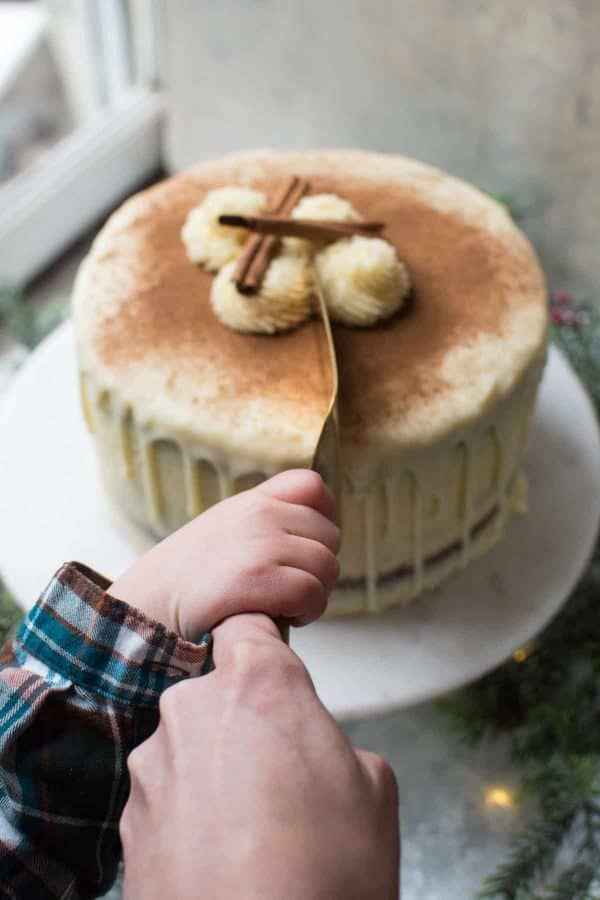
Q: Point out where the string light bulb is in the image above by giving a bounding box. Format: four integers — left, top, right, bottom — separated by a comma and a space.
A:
484, 786, 516, 809
512, 642, 537, 664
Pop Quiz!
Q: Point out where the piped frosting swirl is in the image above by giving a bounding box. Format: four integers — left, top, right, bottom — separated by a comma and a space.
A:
211, 254, 314, 334
284, 192, 361, 256
315, 235, 411, 327
184, 186, 410, 333
181, 187, 266, 271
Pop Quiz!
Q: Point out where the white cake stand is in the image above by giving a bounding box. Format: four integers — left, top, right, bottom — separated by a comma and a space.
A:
0, 322, 598, 718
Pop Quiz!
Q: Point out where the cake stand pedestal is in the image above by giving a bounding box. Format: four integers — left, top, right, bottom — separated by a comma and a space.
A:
1, 322, 599, 718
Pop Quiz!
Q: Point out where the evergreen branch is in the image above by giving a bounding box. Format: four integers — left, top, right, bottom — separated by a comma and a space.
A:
550, 295, 600, 412
0, 283, 68, 349
477, 813, 577, 899
520, 756, 599, 817
484, 191, 531, 223
442, 291, 600, 899
2, 258, 600, 897
539, 860, 600, 900
0, 580, 22, 643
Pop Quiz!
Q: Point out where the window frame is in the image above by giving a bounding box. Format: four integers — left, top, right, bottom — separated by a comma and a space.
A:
0, 0, 164, 286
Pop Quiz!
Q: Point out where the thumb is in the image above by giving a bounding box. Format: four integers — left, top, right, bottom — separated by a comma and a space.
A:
211, 612, 284, 669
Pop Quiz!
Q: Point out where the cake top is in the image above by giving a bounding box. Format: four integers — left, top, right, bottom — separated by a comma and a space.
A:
73, 149, 547, 473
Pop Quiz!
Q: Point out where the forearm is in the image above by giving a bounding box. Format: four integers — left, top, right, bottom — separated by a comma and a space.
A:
0, 562, 211, 899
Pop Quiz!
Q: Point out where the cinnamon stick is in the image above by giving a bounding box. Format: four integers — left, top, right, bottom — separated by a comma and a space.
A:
232, 175, 309, 294
233, 176, 299, 287
219, 214, 384, 242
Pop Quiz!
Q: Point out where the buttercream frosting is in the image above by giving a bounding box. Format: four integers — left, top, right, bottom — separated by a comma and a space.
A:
181, 186, 266, 271
73, 148, 548, 465
284, 192, 360, 256
73, 148, 548, 615
316, 235, 411, 326
211, 254, 314, 334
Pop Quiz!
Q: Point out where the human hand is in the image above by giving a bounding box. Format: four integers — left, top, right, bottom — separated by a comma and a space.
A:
120, 612, 399, 900
110, 469, 340, 641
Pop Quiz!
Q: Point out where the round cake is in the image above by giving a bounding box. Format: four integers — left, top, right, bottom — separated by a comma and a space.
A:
72, 149, 548, 616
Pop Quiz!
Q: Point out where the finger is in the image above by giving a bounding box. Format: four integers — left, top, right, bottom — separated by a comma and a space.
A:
211, 612, 284, 669
279, 503, 341, 554
213, 611, 282, 648
356, 749, 401, 895
277, 566, 329, 626
212, 613, 308, 677
355, 748, 399, 809
259, 469, 336, 521
209, 562, 329, 628
278, 534, 340, 592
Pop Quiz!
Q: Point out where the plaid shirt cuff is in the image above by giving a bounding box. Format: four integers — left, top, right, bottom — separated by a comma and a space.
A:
15, 562, 212, 708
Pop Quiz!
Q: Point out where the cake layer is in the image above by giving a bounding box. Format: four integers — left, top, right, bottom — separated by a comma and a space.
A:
80, 346, 543, 615
73, 149, 548, 615
73, 149, 548, 484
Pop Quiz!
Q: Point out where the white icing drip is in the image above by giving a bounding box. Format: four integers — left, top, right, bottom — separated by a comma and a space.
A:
382, 479, 395, 542
79, 365, 537, 614
517, 371, 540, 454
119, 408, 134, 479
141, 439, 162, 528
217, 468, 233, 500
488, 426, 502, 491
364, 492, 378, 613
490, 427, 510, 533
79, 373, 94, 433
183, 453, 203, 517
459, 444, 473, 568
410, 473, 424, 597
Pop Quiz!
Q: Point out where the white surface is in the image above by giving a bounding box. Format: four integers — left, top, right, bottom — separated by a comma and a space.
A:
0, 322, 599, 717
0, 3, 48, 97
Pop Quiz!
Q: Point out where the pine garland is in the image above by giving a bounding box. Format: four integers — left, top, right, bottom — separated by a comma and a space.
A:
1, 276, 599, 898
439, 290, 600, 899
0, 284, 68, 350
0, 286, 69, 642
0, 581, 23, 640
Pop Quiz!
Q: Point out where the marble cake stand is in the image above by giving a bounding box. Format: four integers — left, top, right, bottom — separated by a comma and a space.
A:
1, 322, 599, 718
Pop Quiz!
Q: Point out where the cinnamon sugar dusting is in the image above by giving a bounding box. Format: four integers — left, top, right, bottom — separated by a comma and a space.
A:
73, 150, 547, 458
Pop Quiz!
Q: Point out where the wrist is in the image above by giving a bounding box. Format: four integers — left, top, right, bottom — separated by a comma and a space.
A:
110, 567, 178, 635
110, 559, 211, 642
18, 562, 211, 707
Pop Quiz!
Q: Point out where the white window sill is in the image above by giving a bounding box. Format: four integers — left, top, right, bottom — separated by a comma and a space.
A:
0, 86, 164, 286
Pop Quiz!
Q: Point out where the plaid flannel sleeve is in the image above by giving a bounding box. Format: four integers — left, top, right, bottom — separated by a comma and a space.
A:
0, 562, 212, 900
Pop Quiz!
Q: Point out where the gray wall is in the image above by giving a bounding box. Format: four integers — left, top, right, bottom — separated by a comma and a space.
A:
162, 0, 600, 295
